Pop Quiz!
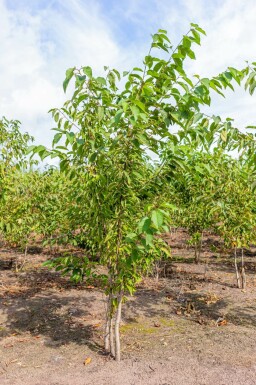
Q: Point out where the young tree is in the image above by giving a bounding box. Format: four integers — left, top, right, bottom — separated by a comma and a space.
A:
208, 157, 255, 288
169, 150, 215, 263
32, 24, 256, 360
0, 117, 34, 252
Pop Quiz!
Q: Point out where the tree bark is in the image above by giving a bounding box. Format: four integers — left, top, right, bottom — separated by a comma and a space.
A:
241, 248, 246, 289
104, 291, 115, 357
104, 317, 110, 352
104, 294, 111, 352
195, 241, 201, 264
198, 231, 203, 262
234, 247, 241, 289
110, 316, 115, 357
114, 291, 123, 362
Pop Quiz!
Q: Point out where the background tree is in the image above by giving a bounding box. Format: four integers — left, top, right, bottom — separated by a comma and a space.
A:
0, 117, 34, 253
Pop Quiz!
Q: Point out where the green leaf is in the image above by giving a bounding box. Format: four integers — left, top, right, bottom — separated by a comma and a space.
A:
151, 210, 164, 229
158, 29, 167, 34
98, 106, 104, 121
63, 67, 75, 92
191, 23, 206, 36
138, 217, 151, 234
130, 106, 140, 121
133, 100, 146, 112
193, 113, 203, 124
89, 152, 97, 162
67, 132, 75, 144
83, 66, 93, 78
114, 110, 123, 124
60, 159, 68, 172
220, 130, 227, 142
96, 77, 106, 86
126, 233, 137, 242
53, 133, 62, 146
145, 233, 153, 246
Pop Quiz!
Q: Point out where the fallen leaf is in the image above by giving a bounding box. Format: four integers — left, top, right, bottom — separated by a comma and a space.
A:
84, 357, 92, 365
92, 323, 101, 328
218, 319, 227, 326
199, 293, 220, 305
216, 317, 227, 326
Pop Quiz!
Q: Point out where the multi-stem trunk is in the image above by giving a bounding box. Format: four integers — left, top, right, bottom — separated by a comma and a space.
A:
104, 289, 123, 361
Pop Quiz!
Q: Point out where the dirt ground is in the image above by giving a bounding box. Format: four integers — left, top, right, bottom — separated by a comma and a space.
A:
1, 229, 256, 385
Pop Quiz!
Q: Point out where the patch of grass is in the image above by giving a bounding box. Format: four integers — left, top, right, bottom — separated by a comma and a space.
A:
121, 317, 176, 335
159, 317, 175, 327
121, 322, 157, 334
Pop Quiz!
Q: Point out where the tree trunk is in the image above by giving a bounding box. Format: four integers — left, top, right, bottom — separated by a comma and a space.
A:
110, 316, 115, 357
241, 248, 246, 289
194, 242, 200, 264
15, 244, 28, 272
104, 317, 110, 352
155, 261, 160, 282
198, 231, 203, 262
234, 247, 241, 289
204, 254, 210, 281
20, 244, 28, 271
104, 294, 111, 352
49, 235, 52, 254
104, 292, 115, 357
114, 291, 123, 362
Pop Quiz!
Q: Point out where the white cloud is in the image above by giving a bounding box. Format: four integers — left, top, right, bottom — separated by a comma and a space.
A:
173, 0, 256, 128
0, 0, 256, 153
0, 0, 126, 148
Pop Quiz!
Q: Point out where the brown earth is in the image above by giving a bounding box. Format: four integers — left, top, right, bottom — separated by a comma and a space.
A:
0, 230, 256, 385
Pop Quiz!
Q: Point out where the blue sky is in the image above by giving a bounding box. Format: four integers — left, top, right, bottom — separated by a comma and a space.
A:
1, 0, 256, 148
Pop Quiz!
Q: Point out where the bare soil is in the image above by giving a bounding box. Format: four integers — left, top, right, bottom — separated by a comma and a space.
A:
1, 230, 256, 385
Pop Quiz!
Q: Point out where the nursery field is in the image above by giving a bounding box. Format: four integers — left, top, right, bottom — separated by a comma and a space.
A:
1, 229, 256, 385
2, 24, 256, 385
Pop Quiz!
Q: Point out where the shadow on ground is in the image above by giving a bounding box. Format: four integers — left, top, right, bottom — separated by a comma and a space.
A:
0, 267, 105, 354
